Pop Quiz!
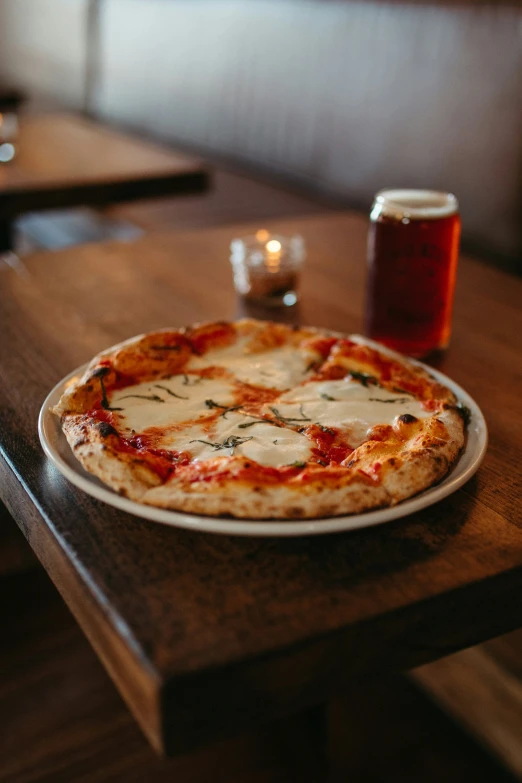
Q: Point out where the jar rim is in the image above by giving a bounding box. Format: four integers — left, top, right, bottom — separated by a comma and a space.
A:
373, 189, 458, 221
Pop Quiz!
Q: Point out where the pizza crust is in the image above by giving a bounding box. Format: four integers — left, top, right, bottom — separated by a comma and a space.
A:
62, 414, 162, 497
53, 319, 466, 520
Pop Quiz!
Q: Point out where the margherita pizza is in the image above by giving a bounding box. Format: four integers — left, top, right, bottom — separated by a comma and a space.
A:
52, 319, 467, 519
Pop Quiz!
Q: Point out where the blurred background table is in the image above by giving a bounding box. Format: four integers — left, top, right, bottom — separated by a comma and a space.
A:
0, 212, 521, 761
0, 113, 209, 251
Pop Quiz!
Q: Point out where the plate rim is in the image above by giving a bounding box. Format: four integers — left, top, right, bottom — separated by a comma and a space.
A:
38, 341, 488, 537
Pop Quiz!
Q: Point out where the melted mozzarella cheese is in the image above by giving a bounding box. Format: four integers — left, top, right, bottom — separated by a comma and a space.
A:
188, 338, 311, 389
277, 381, 430, 446
236, 422, 311, 467
111, 378, 313, 467
148, 412, 312, 467
112, 377, 235, 434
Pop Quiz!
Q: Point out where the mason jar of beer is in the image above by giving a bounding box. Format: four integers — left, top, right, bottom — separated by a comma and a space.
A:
365, 189, 461, 358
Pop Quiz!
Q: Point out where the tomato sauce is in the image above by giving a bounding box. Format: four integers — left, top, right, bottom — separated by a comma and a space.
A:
305, 336, 340, 359
305, 424, 354, 465
189, 322, 236, 355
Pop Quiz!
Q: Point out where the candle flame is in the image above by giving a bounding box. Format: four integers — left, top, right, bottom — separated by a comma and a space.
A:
266, 239, 281, 253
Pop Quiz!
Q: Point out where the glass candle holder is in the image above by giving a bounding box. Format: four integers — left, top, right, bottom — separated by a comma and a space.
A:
0, 89, 24, 163
230, 230, 305, 307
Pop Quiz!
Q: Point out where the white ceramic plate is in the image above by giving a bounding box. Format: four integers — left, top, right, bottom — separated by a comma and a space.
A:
38, 344, 488, 537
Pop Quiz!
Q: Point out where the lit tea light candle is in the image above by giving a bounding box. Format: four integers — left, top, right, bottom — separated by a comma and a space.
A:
265, 239, 283, 273
230, 231, 305, 307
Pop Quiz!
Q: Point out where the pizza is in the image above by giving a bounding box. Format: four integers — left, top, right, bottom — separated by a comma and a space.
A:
51, 319, 468, 519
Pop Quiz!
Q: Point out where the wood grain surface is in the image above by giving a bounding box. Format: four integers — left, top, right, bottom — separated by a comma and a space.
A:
0, 212, 521, 754
4, 569, 515, 783
0, 113, 208, 217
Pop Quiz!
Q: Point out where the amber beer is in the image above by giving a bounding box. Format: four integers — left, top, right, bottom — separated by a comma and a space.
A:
365, 189, 461, 357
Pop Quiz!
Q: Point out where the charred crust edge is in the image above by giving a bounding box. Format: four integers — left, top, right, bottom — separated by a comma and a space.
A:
91, 366, 111, 379
96, 421, 119, 438
398, 413, 418, 425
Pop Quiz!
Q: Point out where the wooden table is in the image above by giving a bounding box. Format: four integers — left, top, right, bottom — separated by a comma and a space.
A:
0, 113, 209, 250
1, 212, 521, 755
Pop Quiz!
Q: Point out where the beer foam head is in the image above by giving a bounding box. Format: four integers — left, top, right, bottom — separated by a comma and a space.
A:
372, 189, 458, 221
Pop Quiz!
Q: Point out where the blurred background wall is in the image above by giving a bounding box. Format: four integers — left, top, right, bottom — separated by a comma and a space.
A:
0, 0, 88, 108
0, 0, 521, 263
